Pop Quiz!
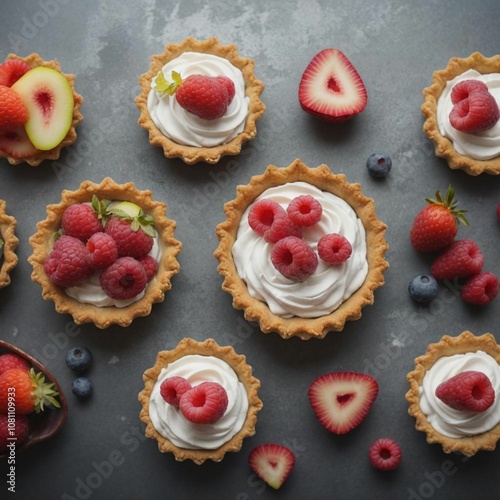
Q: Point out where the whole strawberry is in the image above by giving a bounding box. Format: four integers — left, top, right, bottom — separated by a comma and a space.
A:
155, 70, 235, 120
0, 85, 29, 129
0, 367, 60, 414
410, 185, 468, 253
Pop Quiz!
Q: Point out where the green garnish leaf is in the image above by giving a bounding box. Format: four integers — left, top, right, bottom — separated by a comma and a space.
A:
154, 70, 182, 95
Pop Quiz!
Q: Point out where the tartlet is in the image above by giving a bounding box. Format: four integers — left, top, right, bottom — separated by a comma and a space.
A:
28, 177, 181, 328
214, 159, 389, 340
138, 337, 262, 464
135, 37, 265, 164
0, 199, 19, 288
0, 52, 83, 167
422, 51, 500, 176
406, 331, 500, 456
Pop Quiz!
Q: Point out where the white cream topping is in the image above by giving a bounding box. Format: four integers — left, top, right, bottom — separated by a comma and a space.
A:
65, 236, 162, 308
149, 355, 248, 450
147, 52, 250, 147
437, 69, 500, 160
232, 182, 368, 318
420, 351, 500, 438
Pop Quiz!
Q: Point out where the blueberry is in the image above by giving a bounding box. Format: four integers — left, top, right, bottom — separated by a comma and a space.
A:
367, 153, 392, 177
72, 377, 93, 398
408, 274, 439, 303
65, 346, 93, 371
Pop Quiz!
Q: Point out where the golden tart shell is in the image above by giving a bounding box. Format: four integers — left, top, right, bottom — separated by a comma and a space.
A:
135, 37, 265, 165
422, 51, 500, 176
138, 337, 262, 464
406, 330, 500, 456
214, 158, 389, 340
28, 177, 181, 328
0, 53, 84, 167
0, 200, 19, 288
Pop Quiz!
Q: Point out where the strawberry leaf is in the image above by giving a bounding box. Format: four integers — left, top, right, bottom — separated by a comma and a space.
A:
29, 368, 61, 413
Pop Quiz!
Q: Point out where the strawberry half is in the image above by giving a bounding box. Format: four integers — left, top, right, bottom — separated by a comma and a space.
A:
248, 444, 295, 490
308, 371, 379, 434
298, 48, 367, 122
0, 126, 38, 159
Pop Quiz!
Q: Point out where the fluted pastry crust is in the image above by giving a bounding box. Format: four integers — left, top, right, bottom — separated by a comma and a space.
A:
214, 158, 389, 340
135, 37, 265, 164
0, 200, 19, 288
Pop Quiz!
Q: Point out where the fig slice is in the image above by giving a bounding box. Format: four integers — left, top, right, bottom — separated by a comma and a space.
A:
11, 66, 74, 151
0, 340, 67, 458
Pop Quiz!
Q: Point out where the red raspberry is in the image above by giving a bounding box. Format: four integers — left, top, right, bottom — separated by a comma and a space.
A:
431, 239, 484, 281
0, 413, 29, 452
215, 76, 235, 105
0, 59, 31, 87
160, 376, 192, 407
138, 255, 158, 280
264, 213, 302, 244
436, 370, 495, 412
461, 272, 499, 305
248, 199, 287, 237
176, 74, 235, 120
449, 87, 500, 133
271, 236, 318, 281
287, 195, 323, 226
179, 382, 228, 424
0, 86, 29, 128
317, 233, 352, 265
497, 202, 500, 221
105, 216, 154, 258
99, 256, 148, 300
44, 235, 93, 287
61, 204, 103, 242
368, 438, 402, 471
86, 232, 118, 269
450, 79, 489, 105
0, 353, 30, 376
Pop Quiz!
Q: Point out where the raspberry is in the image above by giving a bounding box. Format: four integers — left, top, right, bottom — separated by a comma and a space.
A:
160, 376, 192, 407
436, 370, 495, 412
248, 199, 287, 237
0, 86, 29, 128
61, 204, 103, 242
179, 381, 228, 424
0, 353, 30, 376
176, 74, 234, 120
44, 235, 93, 287
368, 438, 402, 471
449, 87, 500, 133
0, 60, 31, 87
86, 232, 118, 269
451, 79, 489, 105
271, 236, 318, 281
99, 256, 148, 300
317, 233, 352, 265
461, 272, 499, 305
138, 254, 158, 280
0, 413, 29, 452
215, 76, 236, 105
105, 216, 154, 258
431, 239, 484, 281
264, 213, 302, 244
287, 195, 323, 226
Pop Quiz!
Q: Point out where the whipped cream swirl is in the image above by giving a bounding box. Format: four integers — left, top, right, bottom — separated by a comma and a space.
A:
147, 52, 249, 147
437, 69, 500, 160
420, 350, 500, 438
149, 355, 249, 450
232, 182, 368, 318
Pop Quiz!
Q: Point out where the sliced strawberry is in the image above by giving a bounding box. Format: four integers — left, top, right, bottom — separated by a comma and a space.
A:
298, 48, 367, 122
248, 444, 295, 490
0, 126, 38, 159
308, 371, 379, 434
0, 60, 31, 87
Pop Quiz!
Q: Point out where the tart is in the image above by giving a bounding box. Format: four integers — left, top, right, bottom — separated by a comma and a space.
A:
135, 37, 265, 164
0, 53, 83, 167
0, 199, 19, 288
138, 338, 262, 464
28, 177, 181, 328
214, 158, 389, 340
422, 52, 500, 176
406, 331, 500, 456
